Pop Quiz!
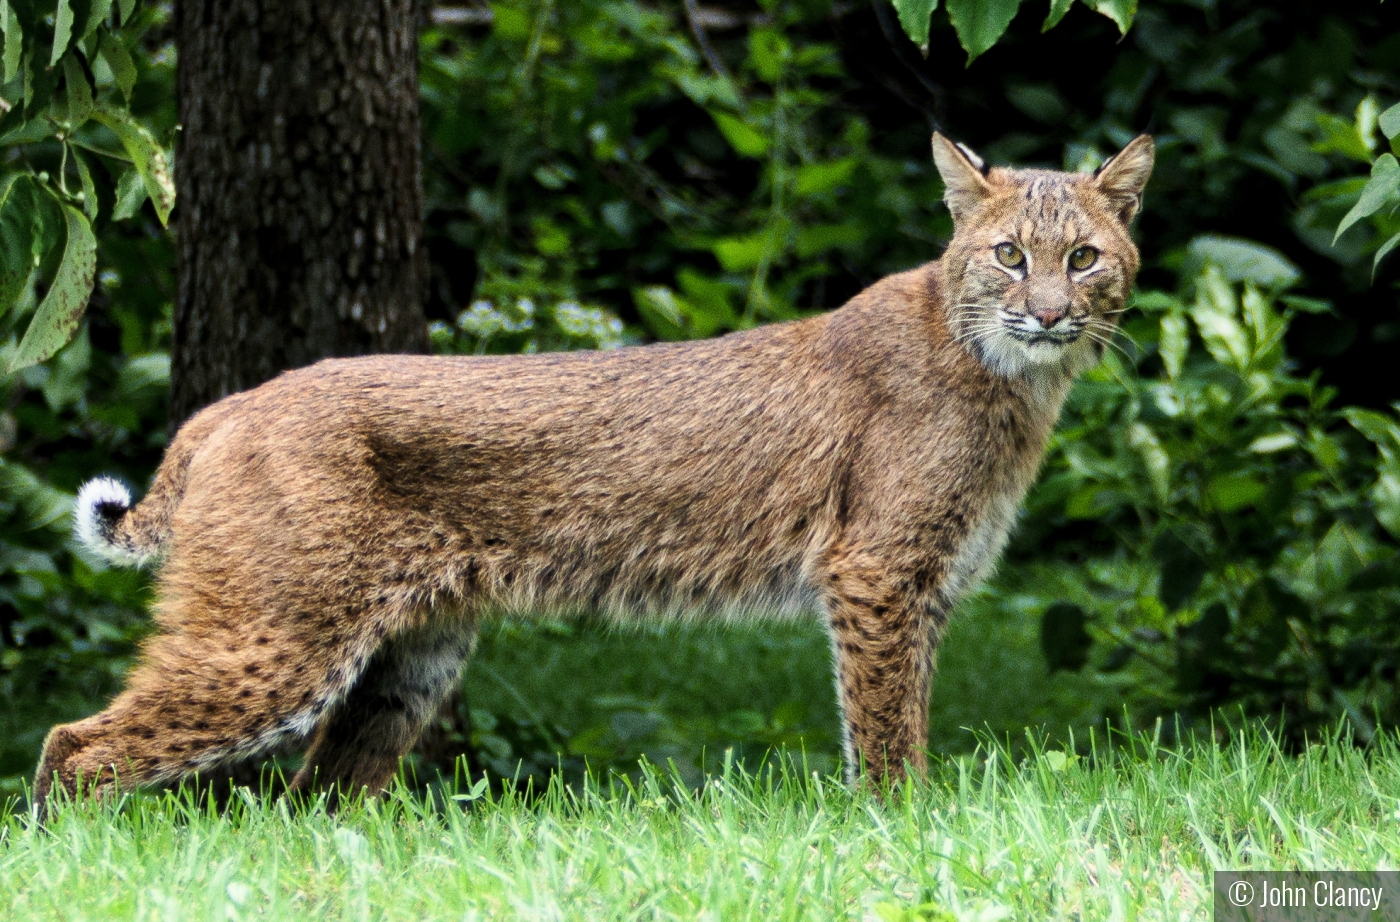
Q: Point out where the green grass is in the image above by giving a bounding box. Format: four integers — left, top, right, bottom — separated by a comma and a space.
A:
4, 725, 1399, 920
8, 590, 1352, 920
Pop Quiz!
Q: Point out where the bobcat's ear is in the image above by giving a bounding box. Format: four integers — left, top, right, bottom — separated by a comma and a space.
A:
931, 133, 993, 223
1093, 135, 1154, 225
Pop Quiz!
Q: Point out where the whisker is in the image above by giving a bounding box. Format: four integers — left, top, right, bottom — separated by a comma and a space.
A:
949, 315, 1001, 328
952, 324, 1003, 345
1092, 317, 1136, 346
951, 318, 1003, 332
952, 328, 1001, 344
1082, 329, 1136, 364
1088, 320, 1140, 353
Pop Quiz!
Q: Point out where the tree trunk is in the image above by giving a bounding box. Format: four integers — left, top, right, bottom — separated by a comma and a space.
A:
171, 0, 473, 789
171, 0, 428, 430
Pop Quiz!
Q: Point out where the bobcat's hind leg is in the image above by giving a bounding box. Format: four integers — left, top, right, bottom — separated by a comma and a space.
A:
32, 618, 375, 820
824, 554, 942, 789
289, 621, 475, 804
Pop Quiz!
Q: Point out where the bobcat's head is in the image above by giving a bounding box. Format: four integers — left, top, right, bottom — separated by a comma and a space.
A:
932, 133, 1154, 381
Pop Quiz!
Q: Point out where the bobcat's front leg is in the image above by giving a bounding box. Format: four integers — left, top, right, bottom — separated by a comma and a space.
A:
824, 554, 942, 787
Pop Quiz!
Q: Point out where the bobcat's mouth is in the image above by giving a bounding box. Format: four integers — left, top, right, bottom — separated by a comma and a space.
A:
1004, 327, 1080, 347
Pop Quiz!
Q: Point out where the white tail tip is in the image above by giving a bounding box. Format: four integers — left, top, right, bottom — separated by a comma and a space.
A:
74, 477, 146, 567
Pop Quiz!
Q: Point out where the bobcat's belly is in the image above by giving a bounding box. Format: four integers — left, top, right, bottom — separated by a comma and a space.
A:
482, 544, 826, 624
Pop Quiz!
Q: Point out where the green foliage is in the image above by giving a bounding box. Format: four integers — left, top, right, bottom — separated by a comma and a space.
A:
889, 0, 1135, 62
0, 0, 174, 371
420, 0, 947, 347
0, 2, 175, 794
1329, 102, 1400, 278
1019, 251, 1400, 742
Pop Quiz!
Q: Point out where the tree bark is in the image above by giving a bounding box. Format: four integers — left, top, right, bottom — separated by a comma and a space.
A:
171, 0, 472, 788
171, 0, 428, 430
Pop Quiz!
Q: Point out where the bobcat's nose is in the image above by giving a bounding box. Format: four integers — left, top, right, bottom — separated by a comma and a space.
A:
1030, 305, 1068, 330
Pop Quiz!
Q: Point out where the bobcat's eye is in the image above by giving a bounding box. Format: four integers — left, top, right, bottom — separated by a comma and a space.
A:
994, 243, 1025, 268
1069, 246, 1099, 271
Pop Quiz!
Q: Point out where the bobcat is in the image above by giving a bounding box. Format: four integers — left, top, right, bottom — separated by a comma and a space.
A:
34, 133, 1153, 814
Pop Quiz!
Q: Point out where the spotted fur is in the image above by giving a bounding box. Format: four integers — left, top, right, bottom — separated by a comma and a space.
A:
33, 134, 1152, 814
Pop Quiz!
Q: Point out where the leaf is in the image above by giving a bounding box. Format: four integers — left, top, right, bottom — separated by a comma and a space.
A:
710, 110, 769, 158
1085, 0, 1135, 34
91, 103, 175, 225
51, 0, 75, 67
11, 202, 97, 371
610, 709, 663, 741
70, 145, 98, 219
712, 222, 788, 271
117, 0, 136, 26
1207, 472, 1266, 513
1184, 235, 1301, 290
0, 0, 20, 83
1042, 0, 1074, 30
1374, 230, 1400, 279
81, 0, 114, 39
1334, 154, 1400, 243
0, 174, 64, 319
1381, 103, 1400, 142
794, 222, 863, 258
633, 285, 689, 341
1191, 269, 1250, 370
1314, 521, 1366, 595
63, 53, 93, 127
1247, 431, 1298, 454
1158, 311, 1188, 379
0, 175, 34, 317
449, 776, 490, 803
0, 461, 75, 531
746, 27, 789, 83
99, 32, 137, 103
110, 166, 147, 220
1343, 406, 1400, 539
793, 157, 858, 197
890, 0, 938, 46
946, 0, 1022, 64
1127, 422, 1170, 503
676, 268, 738, 336
1312, 112, 1373, 163
1040, 603, 1091, 672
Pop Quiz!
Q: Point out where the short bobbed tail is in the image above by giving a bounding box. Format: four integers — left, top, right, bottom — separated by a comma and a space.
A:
75, 477, 160, 567
71, 397, 236, 568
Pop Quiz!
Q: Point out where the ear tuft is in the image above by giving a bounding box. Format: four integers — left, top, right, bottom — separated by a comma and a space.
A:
954, 142, 986, 174
931, 133, 994, 223
1093, 135, 1154, 224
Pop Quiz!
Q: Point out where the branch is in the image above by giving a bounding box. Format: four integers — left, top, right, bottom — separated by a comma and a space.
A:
682, 0, 733, 84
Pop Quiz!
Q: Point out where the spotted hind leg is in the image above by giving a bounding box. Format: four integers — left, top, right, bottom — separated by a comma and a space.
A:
31, 617, 368, 819
289, 621, 475, 803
